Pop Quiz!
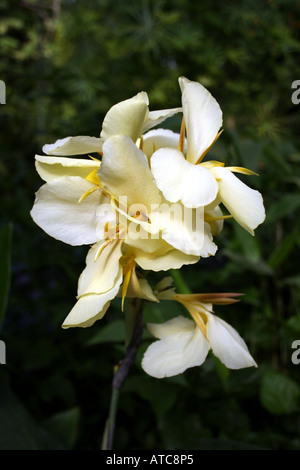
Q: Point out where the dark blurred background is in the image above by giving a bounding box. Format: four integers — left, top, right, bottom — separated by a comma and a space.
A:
1, 0, 300, 450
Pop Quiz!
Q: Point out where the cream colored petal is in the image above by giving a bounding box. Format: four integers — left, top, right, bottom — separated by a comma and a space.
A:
61, 270, 122, 329
141, 129, 183, 160
207, 313, 257, 369
151, 148, 218, 208
30, 176, 109, 246
204, 205, 224, 236
211, 167, 266, 235
35, 155, 100, 182
150, 201, 218, 257
179, 77, 223, 164
134, 245, 200, 271
147, 315, 195, 339
43, 136, 103, 156
77, 239, 123, 296
142, 326, 210, 378
99, 135, 161, 211
141, 107, 182, 134
100, 93, 149, 143
125, 225, 165, 254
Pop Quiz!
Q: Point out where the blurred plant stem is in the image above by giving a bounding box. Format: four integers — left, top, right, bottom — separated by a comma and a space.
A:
101, 299, 144, 450
170, 269, 192, 294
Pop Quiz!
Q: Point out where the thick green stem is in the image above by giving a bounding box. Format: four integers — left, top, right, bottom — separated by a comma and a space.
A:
101, 299, 144, 450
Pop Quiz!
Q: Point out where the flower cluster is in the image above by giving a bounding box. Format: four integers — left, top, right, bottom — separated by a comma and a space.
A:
31, 77, 265, 378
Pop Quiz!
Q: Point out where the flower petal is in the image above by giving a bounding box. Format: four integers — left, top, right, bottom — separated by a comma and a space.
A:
35, 155, 100, 182
30, 176, 110, 245
125, 225, 165, 253
100, 92, 149, 143
142, 325, 209, 378
150, 201, 218, 257
211, 167, 266, 234
151, 148, 218, 207
207, 313, 257, 369
147, 315, 195, 339
141, 129, 183, 161
61, 270, 123, 329
141, 107, 182, 134
123, 228, 200, 268
43, 136, 103, 156
204, 205, 225, 236
99, 135, 161, 211
134, 245, 200, 271
77, 239, 123, 296
179, 77, 223, 164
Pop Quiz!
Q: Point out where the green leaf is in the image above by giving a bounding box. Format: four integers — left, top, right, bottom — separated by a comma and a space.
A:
284, 315, 300, 335
123, 375, 178, 418
0, 223, 13, 329
260, 369, 300, 415
233, 223, 261, 262
265, 194, 300, 225
223, 249, 274, 276
281, 275, 300, 287
212, 355, 230, 388
85, 319, 125, 346
43, 407, 80, 449
268, 229, 298, 269
0, 383, 65, 450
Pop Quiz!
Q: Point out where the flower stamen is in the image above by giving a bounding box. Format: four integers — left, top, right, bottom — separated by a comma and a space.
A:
178, 116, 185, 153
195, 129, 224, 165
78, 185, 100, 203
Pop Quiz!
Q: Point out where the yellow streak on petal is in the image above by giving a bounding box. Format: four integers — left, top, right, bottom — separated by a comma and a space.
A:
178, 116, 185, 153
226, 166, 259, 176
94, 239, 113, 261
174, 296, 208, 339
204, 213, 233, 223
189, 308, 208, 339
121, 258, 136, 311
139, 135, 144, 151
121, 270, 132, 311
78, 185, 100, 203
200, 160, 225, 169
89, 155, 101, 161
196, 129, 224, 164
94, 229, 120, 262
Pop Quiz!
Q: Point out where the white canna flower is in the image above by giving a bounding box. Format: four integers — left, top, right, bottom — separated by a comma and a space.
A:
142, 292, 257, 378
31, 149, 203, 329
150, 77, 266, 235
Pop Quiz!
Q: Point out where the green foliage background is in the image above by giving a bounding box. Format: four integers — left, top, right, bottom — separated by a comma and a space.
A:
1, 0, 300, 450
